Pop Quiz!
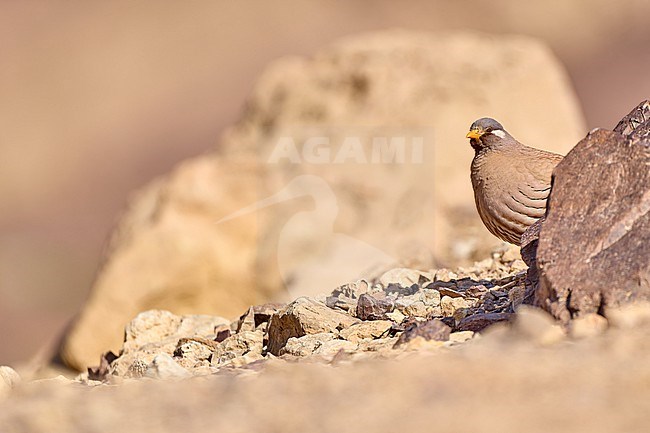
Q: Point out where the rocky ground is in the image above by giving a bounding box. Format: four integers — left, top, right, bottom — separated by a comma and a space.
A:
1, 31, 648, 433
2, 244, 650, 432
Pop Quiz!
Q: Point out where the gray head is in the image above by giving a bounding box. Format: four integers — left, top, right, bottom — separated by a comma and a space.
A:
466, 117, 513, 151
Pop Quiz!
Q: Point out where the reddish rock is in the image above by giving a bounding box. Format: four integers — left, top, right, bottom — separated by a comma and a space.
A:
520, 219, 543, 305
535, 117, 650, 323
393, 319, 451, 347
356, 294, 395, 321
456, 312, 513, 332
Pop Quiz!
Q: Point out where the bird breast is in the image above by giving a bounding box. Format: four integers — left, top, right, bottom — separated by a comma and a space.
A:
471, 148, 554, 245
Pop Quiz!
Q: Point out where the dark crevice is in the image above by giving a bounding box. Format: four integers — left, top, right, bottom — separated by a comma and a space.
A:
597, 293, 606, 317
565, 288, 579, 319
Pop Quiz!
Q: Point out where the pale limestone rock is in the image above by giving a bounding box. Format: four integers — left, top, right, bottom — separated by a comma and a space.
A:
267, 297, 359, 355
109, 310, 228, 377
448, 331, 475, 344
212, 331, 264, 366
378, 268, 429, 288
313, 340, 358, 357
570, 314, 608, 339
0, 366, 20, 397
513, 306, 565, 346
607, 302, 650, 330
281, 333, 336, 357
145, 354, 191, 380
339, 320, 392, 343
440, 296, 472, 317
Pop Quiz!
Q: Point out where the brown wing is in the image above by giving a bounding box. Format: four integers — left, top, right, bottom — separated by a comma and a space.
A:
473, 147, 561, 245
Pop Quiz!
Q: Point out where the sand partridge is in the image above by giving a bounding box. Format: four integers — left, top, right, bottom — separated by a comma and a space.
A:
466, 118, 563, 245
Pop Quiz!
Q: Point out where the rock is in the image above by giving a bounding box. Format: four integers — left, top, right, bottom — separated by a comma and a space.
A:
456, 312, 514, 332
0, 366, 20, 396
394, 319, 451, 347
58, 30, 585, 371
109, 310, 229, 377
211, 331, 264, 366
356, 293, 394, 321
570, 314, 608, 339
440, 296, 472, 318
535, 122, 650, 324
313, 340, 358, 358
448, 331, 475, 344
520, 219, 542, 305
613, 100, 650, 138
87, 352, 119, 381
339, 320, 392, 343
607, 302, 650, 330
252, 303, 286, 326
330, 280, 370, 299
513, 306, 565, 345
326, 295, 358, 313
281, 333, 336, 357
174, 339, 215, 369
235, 307, 257, 333
145, 354, 192, 380
378, 268, 430, 288
357, 337, 399, 353
267, 298, 359, 355
385, 309, 406, 324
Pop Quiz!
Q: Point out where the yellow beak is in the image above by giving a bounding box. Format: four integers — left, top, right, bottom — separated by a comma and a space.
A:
466, 129, 483, 140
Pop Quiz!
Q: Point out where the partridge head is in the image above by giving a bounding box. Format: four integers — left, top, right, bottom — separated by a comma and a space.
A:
467, 117, 563, 245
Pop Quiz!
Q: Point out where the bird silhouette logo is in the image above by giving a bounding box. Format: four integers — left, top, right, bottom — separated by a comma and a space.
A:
217, 175, 397, 298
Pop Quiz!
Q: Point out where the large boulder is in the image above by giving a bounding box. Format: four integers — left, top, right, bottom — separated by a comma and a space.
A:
535, 102, 650, 323
59, 30, 585, 370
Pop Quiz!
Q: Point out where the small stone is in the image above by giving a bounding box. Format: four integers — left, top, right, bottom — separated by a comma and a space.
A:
398, 337, 445, 351
448, 331, 474, 343
385, 283, 419, 296
87, 351, 119, 381
267, 298, 359, 355
331, 280, 370, 299
500, 245, 521, 262
236, 307, 256, 333
174, 339, 214, 366
570, 313, 608, 339
607, 302, 650, 329
252, 303, 286, 327
356, 293, 394, 320
456, 312, 513, 332
339, 320, 392, 343
385, 309, 406, 324
124, 310, 182, 349
127, 359, 149, 378
440, 296, 472, 317
0, 366, 20, 396
436, 287, 464, 298
394, 318, 451, 347
419, 289, 441, 307
509, 286, 526, 310
326, 295, 357, 312
145, 354, 191, 379
280, 333, 335, 357
433, 269, 458, 281
403, 301, 429, 318
313, 339, 358, 357
394, 297, 415, 312
212, 331, 264, 365
357, 337, 399, 353
514, 306, 565, 345
379, 268, 425, 287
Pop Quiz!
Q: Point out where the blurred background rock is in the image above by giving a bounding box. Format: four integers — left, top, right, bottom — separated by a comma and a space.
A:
1, 0, 649, 366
